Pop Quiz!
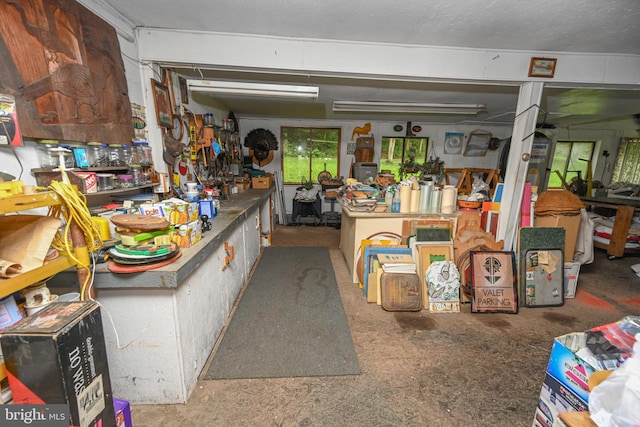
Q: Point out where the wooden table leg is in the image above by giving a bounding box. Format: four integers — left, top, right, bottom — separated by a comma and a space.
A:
608, 205, 634, 258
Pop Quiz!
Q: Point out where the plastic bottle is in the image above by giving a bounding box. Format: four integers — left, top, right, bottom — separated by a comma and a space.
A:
392, 190, 401, 213
385, 188, 394, 212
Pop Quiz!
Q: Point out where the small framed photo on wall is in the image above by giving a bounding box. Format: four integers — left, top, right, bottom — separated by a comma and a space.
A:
528, 57, 557, 78
151, 79, 172, 128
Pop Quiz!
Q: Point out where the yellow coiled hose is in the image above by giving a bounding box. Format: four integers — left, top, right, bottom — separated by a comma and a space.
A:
47, 175, 102, 299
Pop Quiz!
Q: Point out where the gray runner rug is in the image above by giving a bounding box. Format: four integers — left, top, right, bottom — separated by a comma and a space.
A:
204, 246, 360, 379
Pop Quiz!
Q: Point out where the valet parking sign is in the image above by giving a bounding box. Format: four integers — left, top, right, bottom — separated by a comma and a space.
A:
1, 405, 68, 426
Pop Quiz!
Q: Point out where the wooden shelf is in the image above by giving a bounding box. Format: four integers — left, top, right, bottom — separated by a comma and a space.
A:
0, 256, 76, 300
0, 190, 89, 300
85, 183, 156, 197
0, 191, 62, 214
32, 166, 133, 173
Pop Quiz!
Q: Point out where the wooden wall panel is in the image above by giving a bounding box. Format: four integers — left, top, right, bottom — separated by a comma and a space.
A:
0, 0, 134, 143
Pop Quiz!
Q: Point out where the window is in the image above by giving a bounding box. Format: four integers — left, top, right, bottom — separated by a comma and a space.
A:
547, 141, 595, 189
611, 138, 640, 184
380, 136, 431, 179
281, 127, 340, 184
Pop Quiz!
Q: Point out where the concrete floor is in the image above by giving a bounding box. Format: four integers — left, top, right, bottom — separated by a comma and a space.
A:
129, 224, 640, 426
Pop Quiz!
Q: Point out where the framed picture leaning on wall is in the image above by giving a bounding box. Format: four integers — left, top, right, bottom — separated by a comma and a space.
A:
151, 79, 172, 128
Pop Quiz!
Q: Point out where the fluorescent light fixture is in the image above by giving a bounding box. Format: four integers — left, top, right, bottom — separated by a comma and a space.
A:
332, 100, 486, 114
187, 80, 319, 99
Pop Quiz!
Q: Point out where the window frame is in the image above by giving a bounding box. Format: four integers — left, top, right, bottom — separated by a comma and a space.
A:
547, 140, 595, 189
611, 137, 640, 184
280, 126, 341, 185
380, 136, 432, 179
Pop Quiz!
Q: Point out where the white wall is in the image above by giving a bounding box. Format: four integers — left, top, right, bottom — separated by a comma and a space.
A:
238, 117, 513, 216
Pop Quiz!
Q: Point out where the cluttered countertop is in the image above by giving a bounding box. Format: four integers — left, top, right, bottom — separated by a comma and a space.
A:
52, 188, 273, 290
331, 174, 491, 217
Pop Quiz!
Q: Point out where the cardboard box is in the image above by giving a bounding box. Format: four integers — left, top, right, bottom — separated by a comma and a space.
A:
75, 171, 97, 193
252, 176, 272, 189
138, 202, 167, 219
162, 199, 199, 225
545, 332, 598, 403
533, 317, 640, 426
533, 373, 588, 427
564, 261, 581, 298
141, 199, 199, 225
173, 219, 202, 248
535, 214, 581, 261
114, 398, 132, 427
0, 302, 115, 427
532, 332, 598, 427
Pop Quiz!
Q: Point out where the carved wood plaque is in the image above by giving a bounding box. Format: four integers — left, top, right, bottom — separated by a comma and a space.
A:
0, 0, 134, 143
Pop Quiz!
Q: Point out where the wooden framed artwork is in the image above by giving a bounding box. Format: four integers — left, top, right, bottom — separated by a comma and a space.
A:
415, 242, 454, 308
469, 251, 518, 313
151, 78, 172, 128
178, 76, 189, 104
463, 130, 493, 157
522, 249, 564, 307
0, 1, 134, 143
528, 57, 557, 78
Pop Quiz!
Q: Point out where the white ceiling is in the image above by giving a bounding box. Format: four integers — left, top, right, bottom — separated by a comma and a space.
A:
92, 0, 640, 128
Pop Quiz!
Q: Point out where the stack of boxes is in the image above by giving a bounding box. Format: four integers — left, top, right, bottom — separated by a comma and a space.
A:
533, 316, 640, 426
139, 198, 202, 248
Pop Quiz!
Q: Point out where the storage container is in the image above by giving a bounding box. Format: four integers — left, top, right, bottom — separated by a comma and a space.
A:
121, 144, 133, 165
133, 141, 153, 166
36, 140, 73, 168
129, 165, 144, 186
97, 173, 115, 191
36, 140, 60, 168
108, 144, 125, 167
117, 174, 134, 188
87, 141, 109, 167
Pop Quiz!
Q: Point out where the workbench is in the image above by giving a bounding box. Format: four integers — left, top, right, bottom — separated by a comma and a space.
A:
581, 196, 640, 259
49, 188, 274, 404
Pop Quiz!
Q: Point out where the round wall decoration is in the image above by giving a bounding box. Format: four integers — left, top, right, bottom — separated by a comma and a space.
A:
393, 125, 403, 132
412, 125, 422, 133
444, 133, 464, 154
249, 148, 274, 166
244, 128, 279, 166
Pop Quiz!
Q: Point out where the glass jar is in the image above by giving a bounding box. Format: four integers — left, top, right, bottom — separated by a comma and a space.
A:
133, 141, 153, 166
142, 144, 153, 166
108, 144, 124, 167
96, 173, 115, 191
131, 141, 144, 165
121, 144, 133, 165
58, 145, 75, 168
87, 142, 109, 167
129, 164, 144, 186
36, 140, 60, 168
117, 174, 134, 188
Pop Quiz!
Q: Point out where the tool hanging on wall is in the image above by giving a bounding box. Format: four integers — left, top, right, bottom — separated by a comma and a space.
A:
189, 125, 198, 163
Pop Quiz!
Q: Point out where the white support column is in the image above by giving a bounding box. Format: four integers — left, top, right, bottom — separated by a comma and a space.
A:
497, 81, 544, 251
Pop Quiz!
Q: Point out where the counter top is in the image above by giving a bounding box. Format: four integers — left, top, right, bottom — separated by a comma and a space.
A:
51, 188, 273, 290
339, 197, 460, 219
